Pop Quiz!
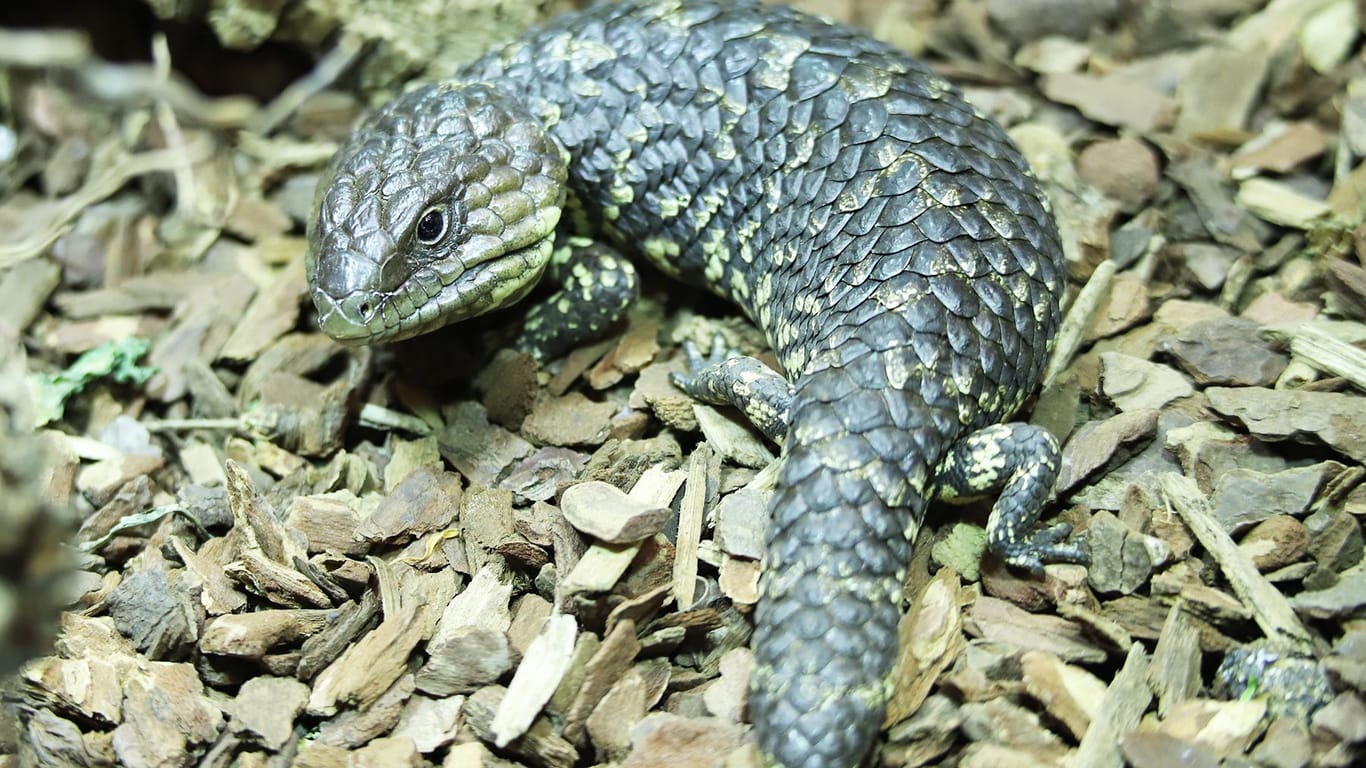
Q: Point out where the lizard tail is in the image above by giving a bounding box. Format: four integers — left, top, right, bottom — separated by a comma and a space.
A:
748, 362, 950, 768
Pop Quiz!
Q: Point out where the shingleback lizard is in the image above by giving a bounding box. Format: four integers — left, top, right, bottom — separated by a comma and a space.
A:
306, 1, 1085, 765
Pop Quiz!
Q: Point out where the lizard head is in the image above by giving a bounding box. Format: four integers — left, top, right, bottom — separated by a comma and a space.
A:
306, 82, 567, 344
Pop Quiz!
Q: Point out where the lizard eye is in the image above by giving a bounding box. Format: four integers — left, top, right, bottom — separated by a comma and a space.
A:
416, 206, 447, 245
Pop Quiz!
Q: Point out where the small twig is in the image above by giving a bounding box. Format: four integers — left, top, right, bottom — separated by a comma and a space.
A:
1264, 322, 1366, 393
1044, 258, 1117, 388
1157, 473, 1319, 654
250, 34, 365, 136
142, 417, 248, 433
358, 402, 434, 436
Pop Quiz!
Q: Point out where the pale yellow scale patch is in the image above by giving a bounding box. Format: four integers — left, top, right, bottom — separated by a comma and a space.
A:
728, 269, 749, 301
841, 65, 893, 102
773, 315, 799, 353
735, 218, 762, 263
712, 133, 737, 162
701, 227, 728, 283
770, 241, 799, 267
882, 348, 912, 390
656, 192, 691, 219
792, 291, 823, 316
751, 33, 809, 91
641, 237, 683, 278
690, 188, 728, 234
878, 153, 927, 190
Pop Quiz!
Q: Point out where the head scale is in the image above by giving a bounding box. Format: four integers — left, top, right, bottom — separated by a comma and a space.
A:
307, 82, 567, 344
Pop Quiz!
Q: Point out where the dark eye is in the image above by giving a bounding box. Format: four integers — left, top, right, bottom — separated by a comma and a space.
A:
416, 206, 447, 245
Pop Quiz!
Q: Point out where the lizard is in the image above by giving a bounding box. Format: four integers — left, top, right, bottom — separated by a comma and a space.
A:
306, 2, 1085, 765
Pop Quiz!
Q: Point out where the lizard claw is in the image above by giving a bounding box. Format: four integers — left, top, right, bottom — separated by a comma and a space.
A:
673, 332, 740, 394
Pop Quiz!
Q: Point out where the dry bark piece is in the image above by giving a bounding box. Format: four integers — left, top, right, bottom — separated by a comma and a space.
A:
315, 673, 416, 748
283, 491, 370, 557
1074, 644, 1152, 768
438, 400, 534, 488
959, 697, 1069, 759
1041, 71, 1175, 133
110, 661, 225, 768
1121, 731, 1219, 768
559, 480, 672, 544
717, 554, 760, 605
1237, 177, 1332, 229
1290, 564, 1366, 619
104, 566, 199, 659
428, 565, 513, 651
218, 253, 307, 363
633, 360, 698, 432
356, 466, 462, 545
1149, 603, 1202, 719
200, 607, 336, 658
464, 685, 579, 768
1205, 386, 1366, 462
692, 404, 775, 468
500, 446, 589, 503
477, 348, 539, 429
298, 591, 381, 682
618, 712, 746, 768
1175, 44, 1269, 138
1311, 692, 1366, 746
492, 612, 578, 748
582, 433, 683, 490
1231, 120, 1328, 175
416, 625, 517, 696
225, 549, 334, 608
1164, 420, 1291, 495
985, 0, 1121, 42
521, 391, 615, 447
561, 466, 685, 595
306, 571, 458, 717
563, 618, 642, 744
1056, 409, 1159, 494
966, 597, 1107, 664
391, 693, 464, 754
224, 675, 309, 749
1239, 515, 1310, 572
18, 654, 126, 727
1077, 137, 1160, 212
673, 445, 713, 610
1099, 352, 1194, 412
884, 567, 966, 727
1250, 718, 1313, 768
1150, 698, 1268, 758
459, 486, 518, 572
1085, 510, 1173, 596
75, 453, 165, 508
1264, 321, 1366, 391
1020, 650, 1106, 741
1158, 318, 1289, 387
714, 485, 768, 560
1305, 506, 1363, 580
882, 693, 961, 767
586, 667, 650, 761
508, 594, 554, 656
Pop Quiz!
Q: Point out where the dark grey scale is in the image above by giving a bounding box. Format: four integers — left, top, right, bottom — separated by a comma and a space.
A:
307, 2, 1088, 766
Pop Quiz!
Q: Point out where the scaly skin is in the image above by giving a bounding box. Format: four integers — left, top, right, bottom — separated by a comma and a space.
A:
307, 2, 1078, 766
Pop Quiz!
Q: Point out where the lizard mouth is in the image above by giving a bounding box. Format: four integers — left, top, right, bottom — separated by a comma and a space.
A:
312, 237, 554, 345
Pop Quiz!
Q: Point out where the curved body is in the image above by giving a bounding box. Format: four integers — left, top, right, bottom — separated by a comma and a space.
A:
308, 2, 1066, 766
